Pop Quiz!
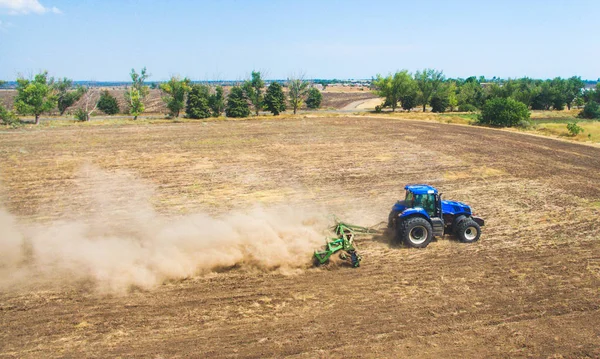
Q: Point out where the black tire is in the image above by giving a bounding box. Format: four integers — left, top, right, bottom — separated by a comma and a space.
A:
455, 218, 481, 243
388, 210, 399, 228
397, 217, 433, 248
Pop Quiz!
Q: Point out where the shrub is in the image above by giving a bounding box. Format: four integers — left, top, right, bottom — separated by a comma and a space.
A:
225, 86, 250, 118
209, 86, 225, 117
0, 103, 21, 127
374, 105, 382, 113
263, 82, 286, 115
478, 97, 530, 127
458, 104, 478, 112
74, 108, 89, 121
566, 122, 584, 136
578, 101, 600, 119
305, 87, 323, 109
430, 94, 449, 113
401, 93, 417, 111
97, 90, 120, 115
186, 84, 212, 119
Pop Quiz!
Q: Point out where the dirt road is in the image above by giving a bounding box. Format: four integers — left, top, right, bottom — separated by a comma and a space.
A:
1, 117, 599, 358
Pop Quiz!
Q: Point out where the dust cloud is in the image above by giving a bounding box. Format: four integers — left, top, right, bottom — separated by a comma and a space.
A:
0, 167, 327, 293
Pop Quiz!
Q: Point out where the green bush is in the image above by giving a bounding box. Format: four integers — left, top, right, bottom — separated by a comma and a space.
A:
374, 105, 382, 113
186, 84, 212, 119
263, 82, 286, 116
97, 90, 120, 115
566, 122, 584, 136
225, 86, 250, 118
478, 97, 530, 127
305, 87, 323, 109
74, 108, 89, 121
0, 103, 21, 127
578, 101, 600, 119
401, 94, 417, 111
430, 94, 449, 113
458, 104, 478, 112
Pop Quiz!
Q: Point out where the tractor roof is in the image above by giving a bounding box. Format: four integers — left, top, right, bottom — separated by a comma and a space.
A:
405, 184, 438, 195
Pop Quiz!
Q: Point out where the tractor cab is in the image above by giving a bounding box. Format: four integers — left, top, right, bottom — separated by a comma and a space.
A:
404, 186, 440, 218
391, 185, 442, 219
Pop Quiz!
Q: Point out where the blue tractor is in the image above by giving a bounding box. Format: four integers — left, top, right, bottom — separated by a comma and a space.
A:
388, 185, 485, 248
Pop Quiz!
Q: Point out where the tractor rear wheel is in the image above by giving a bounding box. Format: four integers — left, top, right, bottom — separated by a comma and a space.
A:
398, 217, 433, 248
388, 210, 399, 228
455, 218, 481, 243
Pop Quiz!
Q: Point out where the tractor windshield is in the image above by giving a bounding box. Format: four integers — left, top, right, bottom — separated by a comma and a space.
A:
405, 191, 436, 216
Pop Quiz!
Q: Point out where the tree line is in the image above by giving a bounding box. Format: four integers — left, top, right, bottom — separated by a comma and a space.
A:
372, 69, 600, 124
0, 69, 324, 125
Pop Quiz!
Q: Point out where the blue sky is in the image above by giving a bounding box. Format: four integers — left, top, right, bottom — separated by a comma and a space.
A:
0, 0, 598, 81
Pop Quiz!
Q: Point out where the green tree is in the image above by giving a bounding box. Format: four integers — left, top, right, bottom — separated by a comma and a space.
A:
97, 90, 120, 115
14, 71, 57, 125
550, 77, 567, 110
127, 88, 144, 120
401, 92, 418, 111
243, 71, 264, 116
263, 82, 286, 115
0, 80, 6, 87
287, 76, 309, 114
54, 78, 84, 115
208, 86, 225, 117
125, 67, 149, 120
447, 82, 458, 111
415, 69, 445, 112
478, 97, 531, 127
372, 70, 414, 112
565, 76, 585, 110
225, 86, 250, 118
306, 87, 323, 109
430, 92, 450, 113
578, 101, 600, 119
160, 76, 191, 118
186, 84, 212, 119
457, 79, 485, 109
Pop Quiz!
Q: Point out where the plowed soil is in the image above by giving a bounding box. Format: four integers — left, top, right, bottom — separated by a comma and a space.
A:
1, 116, 599, 358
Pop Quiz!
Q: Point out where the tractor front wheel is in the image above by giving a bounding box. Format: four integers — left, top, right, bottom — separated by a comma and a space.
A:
398, 217, 433, 248
455, 218, 481, 243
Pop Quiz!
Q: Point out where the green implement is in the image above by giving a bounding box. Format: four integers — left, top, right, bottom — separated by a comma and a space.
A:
313, 220, 379, 266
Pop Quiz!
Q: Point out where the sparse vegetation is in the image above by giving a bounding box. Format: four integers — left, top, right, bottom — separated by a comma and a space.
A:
566, 121, 584, 136
0, 102, 20, 127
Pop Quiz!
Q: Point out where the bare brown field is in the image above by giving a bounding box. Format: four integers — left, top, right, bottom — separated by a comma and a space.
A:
1, 116, 599, 358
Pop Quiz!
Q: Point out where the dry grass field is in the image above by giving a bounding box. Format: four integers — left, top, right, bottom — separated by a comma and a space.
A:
1, 115, 599, 358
